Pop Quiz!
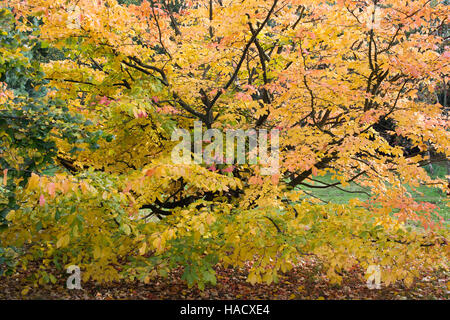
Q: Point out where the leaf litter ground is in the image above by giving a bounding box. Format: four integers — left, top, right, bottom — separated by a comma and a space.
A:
1, 258, 448, 300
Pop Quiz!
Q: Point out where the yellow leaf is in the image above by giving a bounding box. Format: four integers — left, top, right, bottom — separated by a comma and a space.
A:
80, 181, 89, 194
206, 214, 216, 225
122, 224, 131, 235
247, 272, 258, 285
139, 242, 147, 255
5, 210, 15, 221
56, 234, 70, 248
93, 246, 102, 259
404, 274, 414, 288
153, 237, 161, 252
262, 272, 273, 284
27, 173, 40, 190
21, 287, 30, 296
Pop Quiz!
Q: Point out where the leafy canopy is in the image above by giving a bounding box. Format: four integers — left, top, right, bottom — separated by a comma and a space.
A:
0, 8, 104, 225
0, 0, 448, 289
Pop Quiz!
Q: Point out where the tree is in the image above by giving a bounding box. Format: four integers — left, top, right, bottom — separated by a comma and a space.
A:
0, 7, 105, 226
0, 0, 448, 289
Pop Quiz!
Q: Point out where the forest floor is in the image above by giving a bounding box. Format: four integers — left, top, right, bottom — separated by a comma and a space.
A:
1, 258, 449, 300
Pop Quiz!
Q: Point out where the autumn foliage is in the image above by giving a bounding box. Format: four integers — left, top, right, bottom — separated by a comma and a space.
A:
0, 0, 449, 290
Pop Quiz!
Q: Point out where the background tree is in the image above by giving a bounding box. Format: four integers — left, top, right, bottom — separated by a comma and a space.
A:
0, 8, 105, 226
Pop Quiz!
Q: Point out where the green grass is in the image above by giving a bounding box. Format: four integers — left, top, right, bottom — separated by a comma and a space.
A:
297, 164, 449, 223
